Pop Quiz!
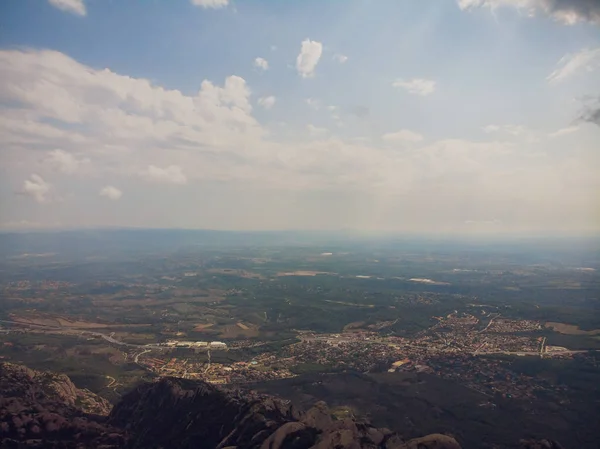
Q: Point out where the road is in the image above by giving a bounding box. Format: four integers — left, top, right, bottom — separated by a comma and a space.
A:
134, 349, 152, 363
474, 349, 593, 356
0, 319, 158, 348
106, 375, 117, 388
540, 337, 546, 356
478, 313, 500, 334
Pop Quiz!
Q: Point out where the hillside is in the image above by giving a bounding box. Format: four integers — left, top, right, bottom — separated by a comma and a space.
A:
0, 362, 568, 449
1, 362, 460, 449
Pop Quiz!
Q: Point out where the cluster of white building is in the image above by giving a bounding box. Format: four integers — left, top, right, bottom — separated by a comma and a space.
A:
162, 340, 227, 349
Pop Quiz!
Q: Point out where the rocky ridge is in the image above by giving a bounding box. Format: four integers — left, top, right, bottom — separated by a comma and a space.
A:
109, 376, 461, 449
0, 362, 567, 449
0, 362, 123, 448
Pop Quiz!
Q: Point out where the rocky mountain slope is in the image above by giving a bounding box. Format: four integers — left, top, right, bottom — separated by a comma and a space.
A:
0, 362, 566, 449
109, 376, 461, 449
0, 362, 123, 448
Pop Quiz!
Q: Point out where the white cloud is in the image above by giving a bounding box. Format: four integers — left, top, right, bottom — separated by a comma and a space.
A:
307, 124, 328, 137
0, 220, 59, 230
549, 126, 579, 138
296, 39, 323, 78
258, 96, 276, 109
0, 49, 597, 233
306, 98, 321, 110
48, 0, 86, 16
21, 174, 51, 203
270, 45, 278, 51
483, 124, 526, 135
46, 149, 88, 174
190, 0, 228, 9
333, 54, 348, 64
382, 129, 424, 143
143, 165, 188, 185
483, 124, 540, 143
254, 57, 269, 71
547, 47, 600, 84
99, 185, 123, 200
0, 49, 261, 183
482, 124, 500, 132
392, 78, 436, 96
457, 0, 600, 25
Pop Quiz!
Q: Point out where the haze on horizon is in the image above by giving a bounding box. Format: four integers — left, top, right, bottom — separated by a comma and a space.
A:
0, 0, 599, 235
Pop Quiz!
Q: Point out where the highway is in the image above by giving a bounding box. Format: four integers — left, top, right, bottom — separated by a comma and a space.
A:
0, 319, 155, 348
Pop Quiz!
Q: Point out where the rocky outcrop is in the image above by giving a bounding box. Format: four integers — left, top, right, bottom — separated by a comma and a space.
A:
109, 376, 462, 449
0, 362, 111, 416
6, 362, 569, 449
519, 440, 566, 449
0, 362, 123, 448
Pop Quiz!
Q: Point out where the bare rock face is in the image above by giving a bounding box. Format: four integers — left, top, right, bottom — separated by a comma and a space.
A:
109, 376, 463, 449
4, 362, 533, 449
519, 439, 566, 449
392, 434, 462, 449
0, 362, 111, 416
0, 362, 123, 448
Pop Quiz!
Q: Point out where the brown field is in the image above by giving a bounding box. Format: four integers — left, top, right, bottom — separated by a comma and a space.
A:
55, 318, 113, 329
343, 321, 366, 331
218, 323, 260, 339
10, 313, 151, 330
207, 268, 264, 279
324, 300, 374, 308
236, 322, 250, 330
193, 323, 215, 331
10, 316, 62, 327
545, 322, 600, 335
276, 271, 335, 277
94, 296, 223, 308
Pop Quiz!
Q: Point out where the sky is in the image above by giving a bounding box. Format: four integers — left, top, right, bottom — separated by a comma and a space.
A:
0, 0, 599, 235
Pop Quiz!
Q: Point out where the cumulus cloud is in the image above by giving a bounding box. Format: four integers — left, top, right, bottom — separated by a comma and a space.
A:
0, 48, 597, 233
143, 165, 188, 185
457, 0, 600, 25
296, 39, 323, 78
483, 124, 526, 135
325, 106, 345, 126
190, 0, 228, 9
307, 124, 328, 137
306, 98, 321, 110
20, 174, 51, 203
549, 126, 579, 137
258, 96, 276, 109
46, 149, 88, 174
484, 124, 541, 143
99, 185, 122, 200
0, 49, 260, 184
382, 129, 424, 144
333, 54, 348, 64
392, 78, 436, 96
547, 47, 600, 84
254, 57, 269, 71
48, 0, 86, 16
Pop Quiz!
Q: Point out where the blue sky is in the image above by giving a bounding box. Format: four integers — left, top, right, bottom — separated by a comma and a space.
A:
0, 0, 599, 234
